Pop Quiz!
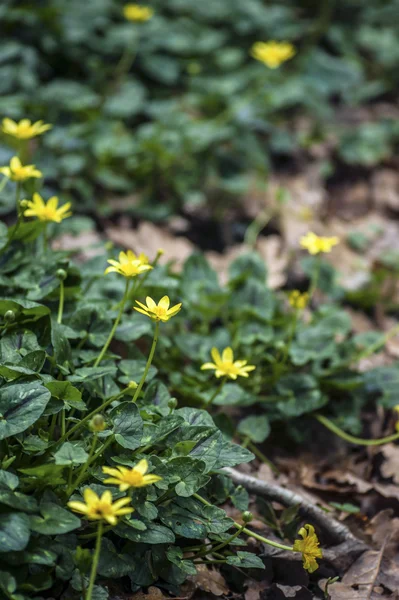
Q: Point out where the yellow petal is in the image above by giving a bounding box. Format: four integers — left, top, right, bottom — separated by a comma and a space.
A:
222, 347, 233, 362
201, 362, 217, 370
158, 296, 170, 310
134, 459, 148, 475
211, 347, 221, 364
67, 501, 89, 514
146, 296, 156, 310
83, 488, 99, 505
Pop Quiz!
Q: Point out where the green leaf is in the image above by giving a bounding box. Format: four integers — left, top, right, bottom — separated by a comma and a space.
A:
45, 381, 85, 410
0, 381, 51, 440
51, 321, 72, 366
68, 365, 117, 383
111, 402, 143, 449
226, 551, 265, 569
118, 360, 157, 386
0, 513, 30, 552
54, 442, 89, 466
276, 374, 327, 417
237, 415, 270, 443
116, 520, 175, 544
30, 502, 81, 535
0, 299, 50, 319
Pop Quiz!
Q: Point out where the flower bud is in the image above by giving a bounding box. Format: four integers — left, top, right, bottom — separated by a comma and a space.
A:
4, 310, 15, 323
156, 248, 165, 257
168, 398, 178, 410
128, 380, 138, 389
20, 199, 30, 209
89, 414, 106, 432
242, 511, 253, 523
275, 340, 285, 350
56, 269, 67, 281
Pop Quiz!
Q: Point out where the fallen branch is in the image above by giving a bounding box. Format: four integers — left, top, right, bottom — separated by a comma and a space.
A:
223, 467, 367, 549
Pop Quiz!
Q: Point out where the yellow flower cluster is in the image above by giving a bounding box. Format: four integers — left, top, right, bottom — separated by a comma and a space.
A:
123, 3, 154, 21
251, 41, 296, 68
105, 250, 152, 278
300, 232, 339, 255
201, 347, 256, 380
68, 459, 161, 524
0, 156, 42, 182
288, 290, 309, 310
2, 118, 51, 140
23, 193, 72, 223
293, 524, 323, 573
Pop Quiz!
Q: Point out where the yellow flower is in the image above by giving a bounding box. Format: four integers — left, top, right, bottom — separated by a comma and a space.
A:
23, 193, 72, 223
250, 41, 296, 68
201, 347, 256, 380
288, 290, 309, 310
300, 232, 340, 255
123, 4, 154, 21
103, 459, 162, 492
0, 156, 42, 182
104, 250, 152, 278
293, 524, 322, 573
134, 295, 182, 322
2, 118, 52, 140
67, 488, 133, 526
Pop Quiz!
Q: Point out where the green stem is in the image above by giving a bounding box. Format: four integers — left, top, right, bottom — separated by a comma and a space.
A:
57, 280, 65, 324
86, 520, 103, 600
61, 409, 66, 437
193, 494, 293, 552
308, 257, 321, 299
131, 321, 160, 403
67, 434, 98, 497
357, 323, 399, 361
57, 388, 127, 444
315, 414, 399, 446
201, 377, 226, 410
94, 279, 130, 367
198, 523, 246, 557
246, 441, 279, 475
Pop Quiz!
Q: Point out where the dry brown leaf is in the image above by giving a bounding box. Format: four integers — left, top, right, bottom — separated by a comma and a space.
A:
256, 235, 288, 289
380, 445, 399, 484
105, 221, 194, 271
190, 565, 229, 596
206, 245, 249, 286
366, 509, 399, 559
319, 543, 399, 599
53, 230, 104, 260
129, 586, 168, 600
371, 169, 399, 213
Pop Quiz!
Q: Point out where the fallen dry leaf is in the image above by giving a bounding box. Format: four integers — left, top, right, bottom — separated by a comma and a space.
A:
53, 230, 104, 261
256, 235, 288, 289
371, 169, 399, 213
319, 543, 399, 599
380, 445, 399, 484
105, 221, 194, 271
190, 565, 229, 596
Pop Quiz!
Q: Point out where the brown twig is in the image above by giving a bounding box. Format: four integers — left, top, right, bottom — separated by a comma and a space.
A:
223, 467, 367, 548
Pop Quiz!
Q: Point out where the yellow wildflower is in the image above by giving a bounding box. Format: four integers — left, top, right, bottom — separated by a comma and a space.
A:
104, 250, 152, 278
23, 193, 72, 223
67, 488, 133, 526
250, 41, 296, 68
2, 118, 51, 140
103, 459, 162, 492
134, 295, 182, 322
293, 524, 322, 573
288, 290, 309, 310
300, 232, 340, 255
123, 4, 154, 21
201, 347, 256, 380
0, 156, 42, 182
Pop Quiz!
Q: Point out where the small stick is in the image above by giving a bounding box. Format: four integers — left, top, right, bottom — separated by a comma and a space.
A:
223, 467, 367, 548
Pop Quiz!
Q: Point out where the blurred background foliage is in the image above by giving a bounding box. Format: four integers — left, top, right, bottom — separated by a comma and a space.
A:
1, 0, 399, 218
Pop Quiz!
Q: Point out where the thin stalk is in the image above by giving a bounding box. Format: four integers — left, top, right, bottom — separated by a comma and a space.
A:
57, 388, 127, 444
315, 414, 399, 446
244, 207, 274, 248
57, 280, 65, 324
61, 409, 66, 437
193, 494, 293, 552
94, 279, 130, 367
67, 434, 98, 497
131, 321, 159, 403
201, 377, 226, 410
308, 257, 321, 300
246, 440, 279, 475
197, 523, 246, 557
86, 521, 103, 600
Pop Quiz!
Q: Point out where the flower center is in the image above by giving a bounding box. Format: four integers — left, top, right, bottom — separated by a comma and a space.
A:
221, 361, 240, 376
154, 307, 167, 317
125, 471, 144, 485
93, 500, 114, 517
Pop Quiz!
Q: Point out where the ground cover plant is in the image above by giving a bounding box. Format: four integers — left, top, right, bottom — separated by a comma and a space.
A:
2, 0, 399, 216
1, 121, 399, 599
